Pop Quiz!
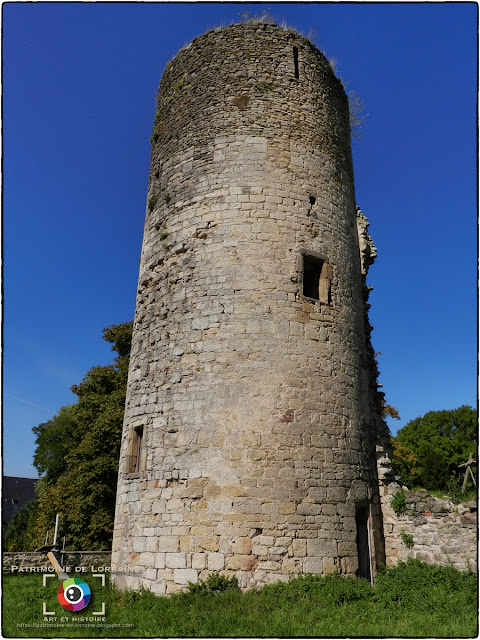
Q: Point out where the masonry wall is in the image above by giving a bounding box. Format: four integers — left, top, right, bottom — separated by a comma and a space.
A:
3, 552, 111, 571
376, 449, 477, 574
111, 22, 387, 594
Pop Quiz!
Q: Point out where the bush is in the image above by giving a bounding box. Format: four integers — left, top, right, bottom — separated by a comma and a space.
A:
374, 559, 477, 609
391, 490, 407, 516
187, 573, 239, 594
260, 573, 374, 606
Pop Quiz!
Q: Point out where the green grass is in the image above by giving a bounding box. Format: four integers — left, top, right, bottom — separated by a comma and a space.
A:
428, 487, 477, 504
2, 560, 477, 637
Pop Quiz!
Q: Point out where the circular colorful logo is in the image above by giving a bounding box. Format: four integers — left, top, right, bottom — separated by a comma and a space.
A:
57, 577, 91, 612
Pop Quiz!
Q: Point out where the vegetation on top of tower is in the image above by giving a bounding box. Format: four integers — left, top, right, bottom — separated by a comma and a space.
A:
348, 89, 368, 139
237, 9, 275, 25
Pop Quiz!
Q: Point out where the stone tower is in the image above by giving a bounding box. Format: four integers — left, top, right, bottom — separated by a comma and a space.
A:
112, 22, 387, 594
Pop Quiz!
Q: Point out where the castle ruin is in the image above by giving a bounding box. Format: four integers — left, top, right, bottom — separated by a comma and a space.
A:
111, 22, 392, 594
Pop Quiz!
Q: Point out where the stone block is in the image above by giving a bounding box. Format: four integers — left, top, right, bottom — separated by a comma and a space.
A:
144, 568, 157, 581
307, 539, 337, 557
192, 553, 206, 570
297, 503, 322, 516
152, 499, 166, 514
232, 537, 252, 554
292, 539, 307, 557
165, 553, 187, 569
166, 582, 183, 594
151, 581, 166, 595
282, 558, 301, 574
338, 541, 357, 556
174, 569, 198, 585
133, 538, 146, 553
304, 557, 323, 573
251, 543, 268, 556
257, 560, 280, 571
180, 536, 194, 552
138, 552, 155, 567
322, 557, 337, 574
198, 536, 220, 552
154, 553, 166, 569
145, 537, 158, 552
157, 537, 179, 553
226, 555, 256, 571
279, 502, 297, 514
207, 553, 225, 571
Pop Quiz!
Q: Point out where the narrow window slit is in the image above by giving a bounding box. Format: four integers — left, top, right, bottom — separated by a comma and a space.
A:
293, 47, 299, 78
355, 504, 372, 583
126, 425, 146, 474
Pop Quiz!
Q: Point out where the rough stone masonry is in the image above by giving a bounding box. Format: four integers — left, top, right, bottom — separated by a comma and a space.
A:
111, 22, 391, 595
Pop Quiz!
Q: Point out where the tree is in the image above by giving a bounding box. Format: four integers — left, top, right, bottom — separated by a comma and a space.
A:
392, 406, 477, 491
3, 498, 39, 551
24, 322, 133, 551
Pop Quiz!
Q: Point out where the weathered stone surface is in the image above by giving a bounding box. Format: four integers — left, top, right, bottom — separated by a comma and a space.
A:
378, 476, 477, 574
111, 21, 388, 593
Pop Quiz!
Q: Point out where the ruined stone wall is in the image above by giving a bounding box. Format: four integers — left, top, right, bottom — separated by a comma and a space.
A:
376, 445, 477, 574
3, 552, 111, 571
112, 22, 388, 594
381, 486, 477, 573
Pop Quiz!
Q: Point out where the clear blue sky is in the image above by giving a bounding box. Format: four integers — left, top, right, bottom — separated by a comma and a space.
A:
3, 2, 477, 478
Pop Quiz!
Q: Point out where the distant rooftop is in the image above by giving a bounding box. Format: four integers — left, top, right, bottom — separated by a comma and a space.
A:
2, 476, 38, 526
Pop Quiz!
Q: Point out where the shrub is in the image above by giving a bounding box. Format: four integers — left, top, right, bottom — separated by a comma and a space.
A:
374, 558, 477, 609
259, 573, 374, 606
391, 490, 407, 516
399, 530, 414, 548
187, 573, 239, 594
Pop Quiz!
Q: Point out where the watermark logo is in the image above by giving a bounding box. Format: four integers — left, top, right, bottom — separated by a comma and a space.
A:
57, 577, 91, 612
43, 573, 105, 617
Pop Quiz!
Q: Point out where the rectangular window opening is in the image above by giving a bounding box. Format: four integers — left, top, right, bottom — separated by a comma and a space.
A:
302, 254, 332, 304
293, 47, 299, 79
355, 504, 372, 583
126, 426, 146, 474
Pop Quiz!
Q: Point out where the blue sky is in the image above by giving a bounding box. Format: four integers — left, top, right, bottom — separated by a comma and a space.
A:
3, 2, 477, 478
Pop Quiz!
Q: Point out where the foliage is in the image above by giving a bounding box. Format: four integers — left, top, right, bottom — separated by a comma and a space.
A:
259, 572, 374, 606
383, 402, 400, 420
391, 439, 422, 488
3, 561, 477, 637
348, 89, 368, 139
391, 489, 407, 516
19, 322, 133, 551
187, 573, 239, 594
237, 9, 274, 24
399, 530, 414, 548
392, 406, 477, 491
2, 498, 39, 551
374, 558, 476, 610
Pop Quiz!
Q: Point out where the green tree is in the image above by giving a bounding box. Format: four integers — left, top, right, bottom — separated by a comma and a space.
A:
392, 406, 477, 491
3, 498, 39, 551
24, 322, 133, 551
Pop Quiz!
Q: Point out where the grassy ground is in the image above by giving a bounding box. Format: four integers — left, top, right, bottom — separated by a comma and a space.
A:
2, 559, 477, 638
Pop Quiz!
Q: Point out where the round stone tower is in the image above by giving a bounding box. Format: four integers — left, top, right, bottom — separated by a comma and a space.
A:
112, 22, 386, 594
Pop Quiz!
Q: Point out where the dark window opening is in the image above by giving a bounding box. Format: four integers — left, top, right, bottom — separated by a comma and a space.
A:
302, 254, 332, 304
356, 505, 372, 583
309, 195, 316, 206
293, 47, 299, 79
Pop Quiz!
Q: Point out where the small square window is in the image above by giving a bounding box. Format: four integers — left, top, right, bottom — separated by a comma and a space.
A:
302, 254, 332, 304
